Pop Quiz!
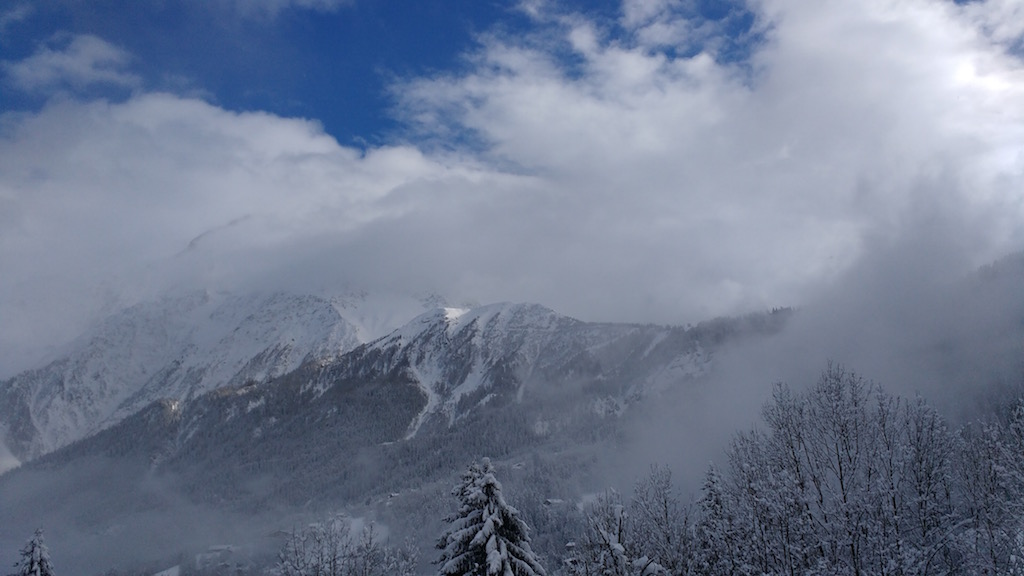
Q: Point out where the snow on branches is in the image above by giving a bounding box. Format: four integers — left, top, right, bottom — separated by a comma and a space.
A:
437, 458, 547, 576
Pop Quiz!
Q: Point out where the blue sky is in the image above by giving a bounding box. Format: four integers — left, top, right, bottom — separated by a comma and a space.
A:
1, 0, 1023, 376
1, 0, 527, 144
1, 0, 761, 145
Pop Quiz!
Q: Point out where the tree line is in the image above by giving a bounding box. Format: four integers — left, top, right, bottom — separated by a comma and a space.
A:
271, 364, 1024, 575
564, 364, 1024, 575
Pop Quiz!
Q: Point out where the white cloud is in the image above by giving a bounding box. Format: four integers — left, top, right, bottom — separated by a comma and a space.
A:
4, 34, 141, 93
619, 0, 733, 52
0, 4, 33, 35
0, 92, 521, 375
960, 0, 1024, 50
396, 0, 1024, 315
1, 0, 1023, 378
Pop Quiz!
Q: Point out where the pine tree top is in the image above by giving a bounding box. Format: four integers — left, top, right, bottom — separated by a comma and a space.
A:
437, 459, 546, 576
13, 529, 56, 576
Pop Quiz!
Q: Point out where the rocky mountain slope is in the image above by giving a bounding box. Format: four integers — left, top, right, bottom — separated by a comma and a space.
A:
0, 296, 790, 574
7, 302, 789, 504
0, 291, 363, 466
313, 302, 724, 438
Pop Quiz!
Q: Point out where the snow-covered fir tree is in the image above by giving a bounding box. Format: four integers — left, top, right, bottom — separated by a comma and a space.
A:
437, 458, 547, 576
694, 465, 741, 576
11, 529, 55, 576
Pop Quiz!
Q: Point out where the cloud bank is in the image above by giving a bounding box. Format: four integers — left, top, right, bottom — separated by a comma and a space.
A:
1, 0, 1023, 378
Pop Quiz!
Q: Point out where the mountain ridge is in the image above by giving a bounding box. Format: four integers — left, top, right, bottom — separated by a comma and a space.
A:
0, 291, 365, 467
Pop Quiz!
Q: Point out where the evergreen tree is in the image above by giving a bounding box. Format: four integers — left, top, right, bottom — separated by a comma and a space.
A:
695, 465, 741, 576
437, 458, 547, 576
11, 529, 55, 576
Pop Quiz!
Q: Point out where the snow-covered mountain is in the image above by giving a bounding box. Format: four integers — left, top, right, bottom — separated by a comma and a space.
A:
0, 293, 791, 574
4, 256, 1024, 575
13, 301, 787, 504
0, 291, 363, 466
311, 302, 729, 439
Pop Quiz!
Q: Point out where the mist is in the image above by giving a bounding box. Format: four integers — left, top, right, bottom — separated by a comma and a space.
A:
0, 457, 282, 574
617, 219, 1024, 497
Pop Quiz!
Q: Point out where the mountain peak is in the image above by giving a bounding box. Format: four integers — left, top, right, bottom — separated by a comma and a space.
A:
0, 291, 364, 465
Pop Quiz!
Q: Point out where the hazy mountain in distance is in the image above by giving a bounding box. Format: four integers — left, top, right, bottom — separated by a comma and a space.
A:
0, 291, 366, 467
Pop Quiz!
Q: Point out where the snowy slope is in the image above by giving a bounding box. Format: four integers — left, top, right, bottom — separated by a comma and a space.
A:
0, 291, 362, 466
313, 302, 720, 438
13, 300, 758, 501
19, 302, 786, 503
0, 299, 793, 572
